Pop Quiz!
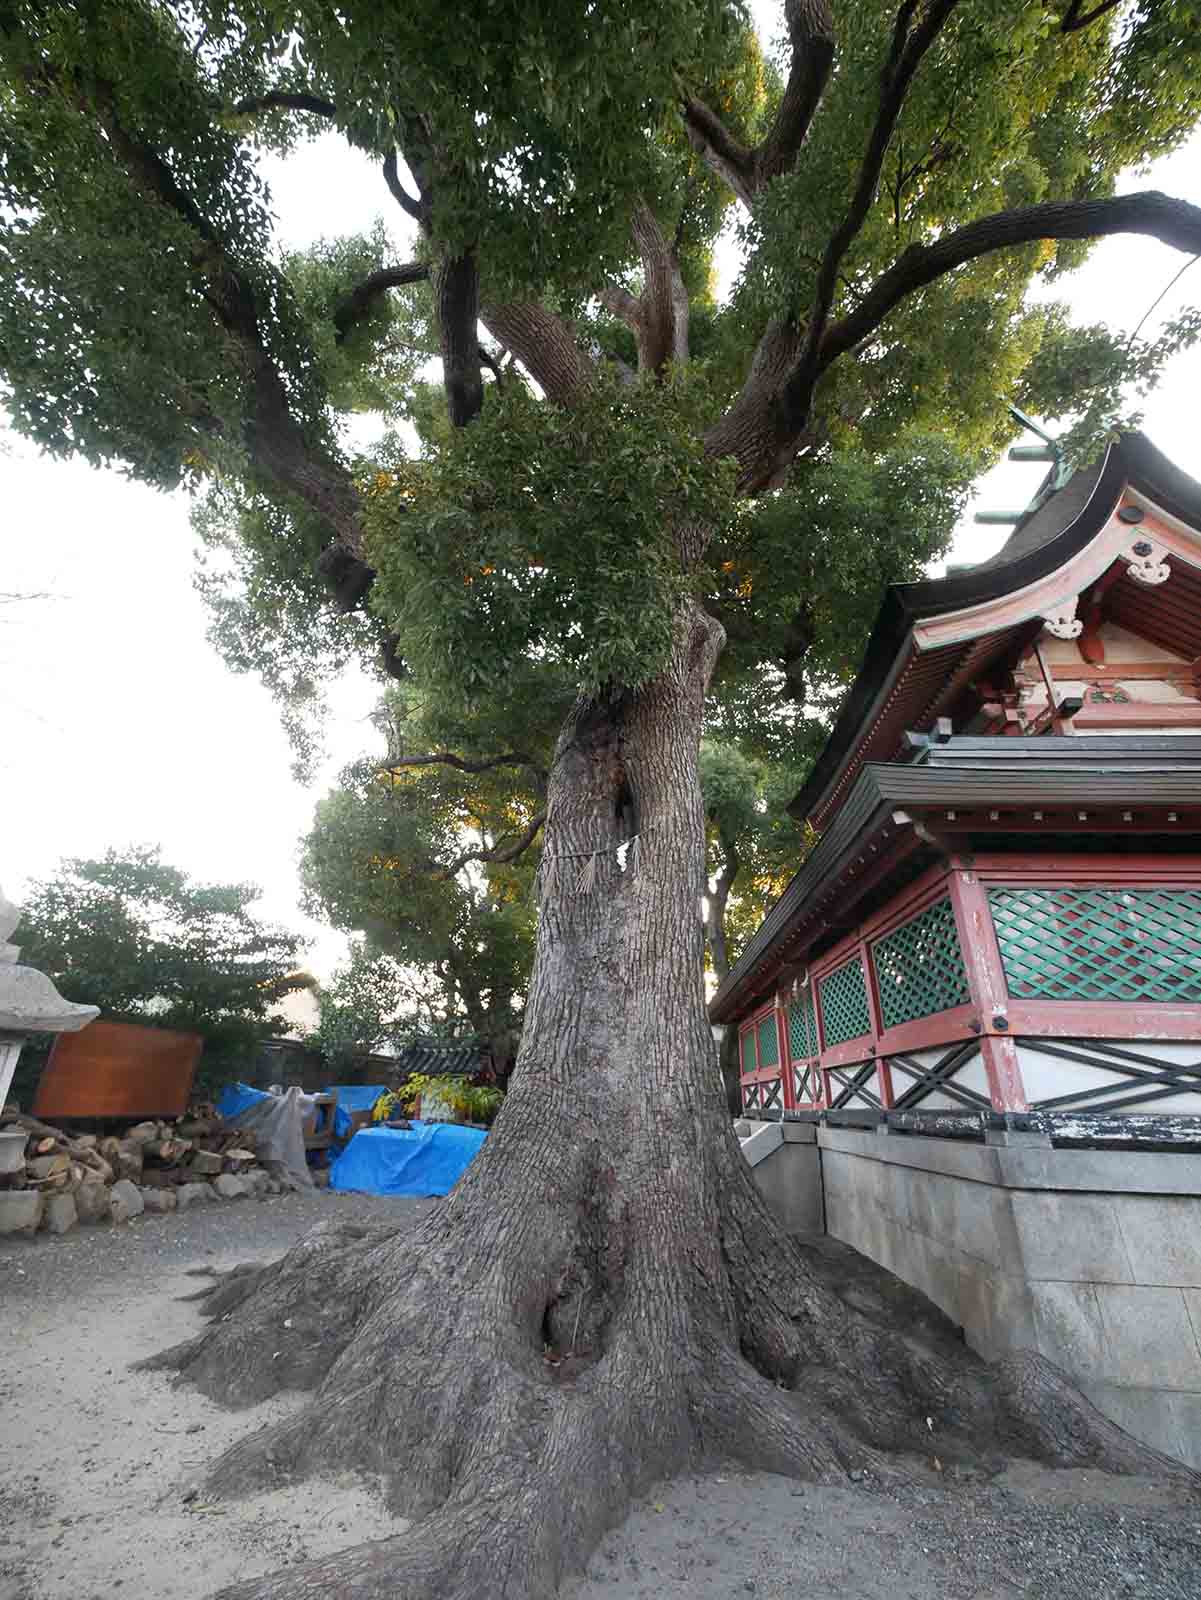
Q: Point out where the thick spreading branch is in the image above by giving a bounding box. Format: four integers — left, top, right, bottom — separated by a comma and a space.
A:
478, 300, 595, 404
632, 202, 690, 372
377, 130, 592, 410
1059, 0, 1124, 32
86, 79, 364, 549
759, 0, 838, 186
384, 750, 540, 778
332, 261, 430, 343
682, 0, 836, 207
233, 90, 337, 118
816, 190, 1201, 378
600, 203, 690, 375
441, 809, 546, 878
434, 252, 485, 426
383, 149, 426, 225
783, 0, 962, 429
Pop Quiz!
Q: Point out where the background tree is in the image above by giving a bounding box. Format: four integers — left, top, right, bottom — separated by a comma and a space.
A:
5, 3, 1201, 1596
304, 941, 407, 1074
16, 847, 306, 1096
300, 691, 546, 1077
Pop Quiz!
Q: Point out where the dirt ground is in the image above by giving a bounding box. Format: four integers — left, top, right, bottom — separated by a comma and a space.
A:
3, 1192, 1200, 1600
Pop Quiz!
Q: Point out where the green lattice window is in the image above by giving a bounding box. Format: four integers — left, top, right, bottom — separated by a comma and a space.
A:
818, 958, 872, 1045
756, 1013, 779, 1069
872, 898, 970, 1029
988, 887, 1201, 1003
788, 991, 819, 1059
740, 1027, 757, 1074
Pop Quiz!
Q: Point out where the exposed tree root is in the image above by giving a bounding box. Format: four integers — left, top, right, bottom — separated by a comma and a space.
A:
138, 1219, 401, 1406
145, 1139, 1197, 1600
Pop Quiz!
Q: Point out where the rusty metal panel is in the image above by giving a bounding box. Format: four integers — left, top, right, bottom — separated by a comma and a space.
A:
34, 1020, 202, 1120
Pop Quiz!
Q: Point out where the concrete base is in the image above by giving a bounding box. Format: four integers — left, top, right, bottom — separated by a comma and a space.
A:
741, 1120, 825, 1236
816, 1125, 1201, 1470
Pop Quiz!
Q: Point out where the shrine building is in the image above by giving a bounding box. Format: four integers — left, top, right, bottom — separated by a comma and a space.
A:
710, 431, 1201, 1467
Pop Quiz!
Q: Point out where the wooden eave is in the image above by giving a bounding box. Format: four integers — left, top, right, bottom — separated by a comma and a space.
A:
710, 736, 1201, 1025
790, 434, 1201, 830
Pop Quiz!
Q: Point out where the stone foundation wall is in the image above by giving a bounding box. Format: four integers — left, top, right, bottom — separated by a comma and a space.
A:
740, 1118, 1201, 1469
742, 1121, 824, 1235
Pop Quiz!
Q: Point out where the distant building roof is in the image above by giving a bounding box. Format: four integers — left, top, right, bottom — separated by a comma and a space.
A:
392, 1039, 491, 1077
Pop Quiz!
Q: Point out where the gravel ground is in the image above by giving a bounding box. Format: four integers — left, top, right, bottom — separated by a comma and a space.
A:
3, 1189, 1199, 1600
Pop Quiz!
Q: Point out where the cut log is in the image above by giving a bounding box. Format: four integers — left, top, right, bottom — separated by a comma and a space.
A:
222, 1149, 256, 1171
114, 1142, 144, 1180
142, 1138, 190, 1164
2, 1111, 72, 1144
26, 1153, 70, 1181
125, 1121, 160, 1146
73, 1134, 98, 1151
188, 1150, 224, 1177
176, 1118, 214, 1140
28, 1169, 71, 1191
32, 1136, 57, 1157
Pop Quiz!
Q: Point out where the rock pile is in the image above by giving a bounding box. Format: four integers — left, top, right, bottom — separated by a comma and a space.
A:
0, 1109, 293, 1236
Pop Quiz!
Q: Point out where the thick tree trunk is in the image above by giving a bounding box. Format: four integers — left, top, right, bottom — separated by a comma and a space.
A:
145, 601, 1194, 1600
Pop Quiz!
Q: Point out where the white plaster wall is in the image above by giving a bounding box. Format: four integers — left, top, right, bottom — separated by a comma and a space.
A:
1015, 1038, 1201, 1114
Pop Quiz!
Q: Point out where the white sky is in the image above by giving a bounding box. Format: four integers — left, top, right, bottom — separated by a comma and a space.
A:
3, 50, 1200, 983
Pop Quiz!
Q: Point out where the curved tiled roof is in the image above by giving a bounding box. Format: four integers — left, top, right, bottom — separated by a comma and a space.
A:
788, 433, 1201, 828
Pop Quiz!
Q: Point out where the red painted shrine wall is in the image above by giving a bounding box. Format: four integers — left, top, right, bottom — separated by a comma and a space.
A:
736, 855, 1201, 1118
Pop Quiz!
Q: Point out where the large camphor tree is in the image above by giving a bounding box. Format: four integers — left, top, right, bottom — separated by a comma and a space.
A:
5, 2, 1201, 1594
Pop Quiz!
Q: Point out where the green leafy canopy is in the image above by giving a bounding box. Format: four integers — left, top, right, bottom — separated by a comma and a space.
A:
16, 846, 308, 1090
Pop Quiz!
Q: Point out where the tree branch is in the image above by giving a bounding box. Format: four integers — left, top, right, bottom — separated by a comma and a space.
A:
707, 832, 740, 984
815, 191, 1201, 380
680, 92, 756, 209
86, 78, 364, 548
233, 90, 338, 119
599, 204, 690, 374
599, 283, 642, 329
384, 751, 540, 777
434, 252, 485, 426
681, 0, 836, 208
758, 0, 838, 187
478, 300, 595, 405
441, 811, 547, 878
782, 0, 962, 430
382, 150, 426, 224
332, 261, 430, 343
631, 201, 689, 372
1059, 0, 1124, 32
477, 342, 506, 388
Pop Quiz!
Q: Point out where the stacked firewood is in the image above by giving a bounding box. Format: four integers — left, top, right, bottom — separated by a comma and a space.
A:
0, 1106, 286, 1235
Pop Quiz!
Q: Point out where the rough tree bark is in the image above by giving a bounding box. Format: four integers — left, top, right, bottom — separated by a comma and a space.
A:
147, 594, 1193, 1600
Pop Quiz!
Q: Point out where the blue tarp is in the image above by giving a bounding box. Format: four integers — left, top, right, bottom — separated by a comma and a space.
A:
215, 1082, 270, 1120
329, 1121, 486, 1198
217, 1082, 389, 1140
321, 1084, 388, 1139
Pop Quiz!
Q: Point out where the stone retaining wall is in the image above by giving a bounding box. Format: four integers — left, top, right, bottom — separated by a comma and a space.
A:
744, 1121, 1201, 1469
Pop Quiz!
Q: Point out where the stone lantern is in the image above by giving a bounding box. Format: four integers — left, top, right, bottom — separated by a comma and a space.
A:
0, 885, 99, 1122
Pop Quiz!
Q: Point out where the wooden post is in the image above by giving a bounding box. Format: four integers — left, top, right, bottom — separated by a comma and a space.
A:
776, 1002, 795, 1112
947, 869, 1028, 1112
859, 937, 893, 1109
